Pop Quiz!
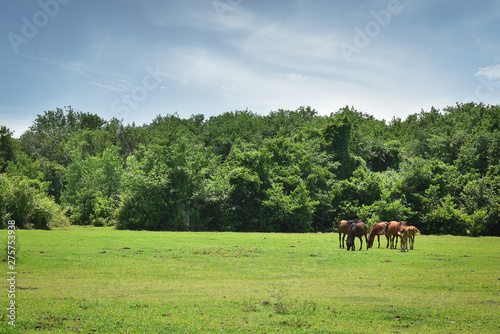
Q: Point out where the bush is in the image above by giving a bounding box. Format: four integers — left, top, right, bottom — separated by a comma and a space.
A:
0, 174, 69, 229
29, 196, 69, 229
359, 199, 413, 227
464, 208, 487, 237
117, 178, 187, 231
422, 195, 467, 235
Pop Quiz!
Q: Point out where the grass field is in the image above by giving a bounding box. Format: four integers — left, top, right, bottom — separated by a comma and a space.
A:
1, 227, 499, 333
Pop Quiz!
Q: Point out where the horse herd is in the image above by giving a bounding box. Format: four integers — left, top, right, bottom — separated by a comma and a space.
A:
338, 219, 421, 252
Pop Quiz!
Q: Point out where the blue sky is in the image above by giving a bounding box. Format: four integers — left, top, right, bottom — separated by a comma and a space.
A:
2, 0, 500, 136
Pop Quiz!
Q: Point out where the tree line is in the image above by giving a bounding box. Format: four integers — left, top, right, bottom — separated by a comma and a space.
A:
1, 103, 499, 235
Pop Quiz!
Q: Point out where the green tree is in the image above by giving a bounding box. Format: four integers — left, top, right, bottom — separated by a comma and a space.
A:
202, 110, 264, 159
0, 126, 17, 173
20, 106, 108, 166
63, 146, 123, 226
422, 195, 467, 235
324, 111, 352, 179
117, 137, 217, 231
263, 181, 317, 232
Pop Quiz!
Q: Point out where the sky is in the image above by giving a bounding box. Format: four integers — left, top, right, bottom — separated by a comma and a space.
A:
1, 0, 500, 137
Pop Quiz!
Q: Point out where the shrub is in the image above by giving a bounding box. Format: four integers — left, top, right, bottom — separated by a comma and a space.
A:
0, 174, 69, 229
29, 196, 69, 229
422, 195, 467, 235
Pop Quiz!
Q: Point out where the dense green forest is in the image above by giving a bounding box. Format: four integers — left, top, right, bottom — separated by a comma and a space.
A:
1, 103, 499, 235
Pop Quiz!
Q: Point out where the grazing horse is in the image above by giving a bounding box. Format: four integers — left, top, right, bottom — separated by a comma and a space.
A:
338, 219, 358, 248
346, 221, 368, 251
385, 221, 407, 249
405, 226, 420, 250
367, 222, 390, 248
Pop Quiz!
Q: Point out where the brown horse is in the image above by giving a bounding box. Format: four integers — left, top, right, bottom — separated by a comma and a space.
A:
346, 221, 368, 251
367, 222, 390, 248
385, 221, 407, 249
338, 220, 349, 248
405, 226, 420, 250
338, 219, 358, 248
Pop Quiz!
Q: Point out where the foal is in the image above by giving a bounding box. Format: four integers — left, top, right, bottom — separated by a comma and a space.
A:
405, 226, 420, 250
398, 227, 409, 252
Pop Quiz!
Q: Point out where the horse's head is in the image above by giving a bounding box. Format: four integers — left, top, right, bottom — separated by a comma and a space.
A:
367, 238, 373, 248
367, 228, 375, 248
346, 236, 354, 251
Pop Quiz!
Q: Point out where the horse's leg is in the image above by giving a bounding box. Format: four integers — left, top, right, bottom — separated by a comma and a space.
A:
358, 236, 362, 251
377, 235, 380, 248
365, 234, 369, 250
386, 235, 390, 248
342, 234, 346, 249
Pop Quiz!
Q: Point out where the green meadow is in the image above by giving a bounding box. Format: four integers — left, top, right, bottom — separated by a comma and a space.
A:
1, 227, 499, 333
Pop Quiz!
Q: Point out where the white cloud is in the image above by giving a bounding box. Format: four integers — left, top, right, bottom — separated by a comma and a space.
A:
286, 72, 307, 82
60, 62, 90, 76
89, 81, 129, 93
475, 64, 500, 81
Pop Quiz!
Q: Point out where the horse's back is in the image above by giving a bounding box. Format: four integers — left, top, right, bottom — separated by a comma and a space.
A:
408, 226, 420, 234
373, 222, 388, 234
339, 220, 351, 234
350, 222, 367, 237
387, 221, 403, 234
